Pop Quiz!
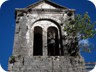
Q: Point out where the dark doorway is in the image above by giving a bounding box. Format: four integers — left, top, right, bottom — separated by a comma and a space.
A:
33, 26, 43, 56
47, 27, 59, 56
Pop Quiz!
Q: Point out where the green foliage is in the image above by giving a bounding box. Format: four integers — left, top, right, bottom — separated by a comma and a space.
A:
64, 12, 96, 53
9, 56, 16, 64
64, 12, 96, 39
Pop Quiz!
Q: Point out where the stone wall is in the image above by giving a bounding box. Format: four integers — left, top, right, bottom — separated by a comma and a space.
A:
13, 8, 74, 56
8, 56, 88, 72
9, 1, 88, 72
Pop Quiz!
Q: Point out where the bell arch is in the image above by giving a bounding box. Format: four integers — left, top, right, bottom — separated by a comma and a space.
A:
29, 19, 64, 56
33, 26, 43, 56
47, 26, 59, 56
32, 19, 63, 55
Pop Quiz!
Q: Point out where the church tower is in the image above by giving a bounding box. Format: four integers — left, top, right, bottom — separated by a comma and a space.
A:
8, 0, 88, 72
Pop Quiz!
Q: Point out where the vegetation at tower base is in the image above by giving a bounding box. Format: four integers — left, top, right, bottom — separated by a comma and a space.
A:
64, 12, 96, 55
9, 56, 16, 64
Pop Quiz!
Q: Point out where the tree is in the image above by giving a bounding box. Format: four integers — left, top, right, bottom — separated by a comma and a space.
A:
64, 12, 96, 56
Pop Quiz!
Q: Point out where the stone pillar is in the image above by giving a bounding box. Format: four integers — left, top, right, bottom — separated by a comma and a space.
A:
31, 29, 34, 56
43, 28, 48, 56
28, 28, 34, 56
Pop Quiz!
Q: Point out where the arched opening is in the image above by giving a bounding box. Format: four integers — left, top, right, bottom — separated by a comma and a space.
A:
33, 26, 43, 56
47, 27, 59, 56
32, 19, 64, 56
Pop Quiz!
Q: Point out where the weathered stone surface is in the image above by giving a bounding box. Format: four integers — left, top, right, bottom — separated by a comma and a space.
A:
8, 56, 87, 72
8, 0, 87, 72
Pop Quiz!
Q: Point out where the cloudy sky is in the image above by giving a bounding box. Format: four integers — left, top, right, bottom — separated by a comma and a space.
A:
0, 0, 96, 71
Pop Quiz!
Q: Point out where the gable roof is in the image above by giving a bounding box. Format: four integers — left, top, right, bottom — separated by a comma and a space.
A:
15, 0, 75, 13
26, 0, 68, 9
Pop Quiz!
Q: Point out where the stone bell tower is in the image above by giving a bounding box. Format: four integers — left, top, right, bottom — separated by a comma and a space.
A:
8, 0, 88, 72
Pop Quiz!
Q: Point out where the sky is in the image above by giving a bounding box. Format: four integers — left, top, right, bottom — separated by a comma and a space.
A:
0, 0, 96, 71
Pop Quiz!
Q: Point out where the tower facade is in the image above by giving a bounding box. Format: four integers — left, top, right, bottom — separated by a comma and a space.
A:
8, 0, 88, 72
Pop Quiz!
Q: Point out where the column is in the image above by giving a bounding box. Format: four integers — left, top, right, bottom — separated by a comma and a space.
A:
43, 28, 48, 56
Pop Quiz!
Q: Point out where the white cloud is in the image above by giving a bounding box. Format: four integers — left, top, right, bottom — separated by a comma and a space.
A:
89, 0, 96, 8
79, 39, 89, 45
0, 0, 8, 8
0, 64, 7, 72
